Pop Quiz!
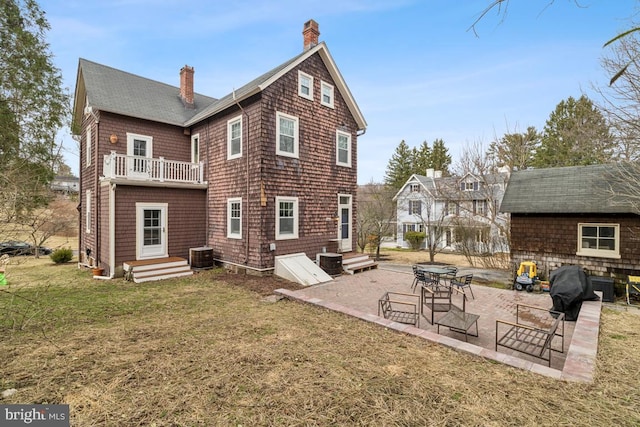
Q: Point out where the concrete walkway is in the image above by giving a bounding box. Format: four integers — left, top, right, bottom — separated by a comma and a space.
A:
276, 263, 602, 382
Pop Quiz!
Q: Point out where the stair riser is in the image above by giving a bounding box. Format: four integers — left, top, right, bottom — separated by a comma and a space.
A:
134, 266, 193, 279
124, 261, 189, 272
133, 271, 193, 283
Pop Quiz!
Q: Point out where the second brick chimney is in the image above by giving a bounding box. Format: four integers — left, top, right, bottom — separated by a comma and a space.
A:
180, 65, 195, 108
303, 19, 320, 51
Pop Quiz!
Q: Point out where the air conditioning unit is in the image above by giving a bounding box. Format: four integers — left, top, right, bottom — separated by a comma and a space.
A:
189, 247, 214, 270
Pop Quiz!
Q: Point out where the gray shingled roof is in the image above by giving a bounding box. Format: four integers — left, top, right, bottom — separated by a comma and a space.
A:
78, 58, 216, 126
185, 50, 307, 126
76, 41, 366, 131
500, 164, 638, 214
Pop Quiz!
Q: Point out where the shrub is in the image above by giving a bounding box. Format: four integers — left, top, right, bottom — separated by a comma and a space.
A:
404, 231, 425, 251
50, 247, 73, 264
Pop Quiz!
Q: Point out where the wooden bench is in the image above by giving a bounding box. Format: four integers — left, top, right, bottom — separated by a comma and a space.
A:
495, 304, 565, 367
378, 292, 420, 327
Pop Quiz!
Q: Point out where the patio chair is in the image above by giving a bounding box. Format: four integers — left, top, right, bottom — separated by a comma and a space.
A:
451, 274, 474, 300
421, 282, 453, 325
378, 291, 420, 327
411, 265, 428, 292
441, 266, 458, 286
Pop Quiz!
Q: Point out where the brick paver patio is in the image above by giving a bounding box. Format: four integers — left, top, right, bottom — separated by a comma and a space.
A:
275, 263, 602, 382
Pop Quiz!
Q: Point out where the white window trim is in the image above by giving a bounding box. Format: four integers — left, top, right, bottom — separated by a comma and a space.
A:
298, 70, 314, 101
227, 116, 242, 160
86, 125, 92, 167
126, 132, 153, 158
276, 112, 299, 158
321, 81, 334, 108
576, 223, 621, 259
336, 130, 352, 167
191, 133, 200, 164
85, 190, 91, 233
275, 196, 299, 240
227, 198, 242, 239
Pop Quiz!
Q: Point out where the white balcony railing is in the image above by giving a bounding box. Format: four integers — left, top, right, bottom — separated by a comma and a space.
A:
103, 152, 204, 184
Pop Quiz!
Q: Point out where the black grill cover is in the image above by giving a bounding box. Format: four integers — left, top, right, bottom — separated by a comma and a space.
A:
549, 265, 599, 321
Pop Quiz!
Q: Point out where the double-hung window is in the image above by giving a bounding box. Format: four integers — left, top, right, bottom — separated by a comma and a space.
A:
227, 116, 242, 159
409, 200, 422, 216
577, 223, 620, 258
227, 198, 242, 238
336, 130, 351, 167
321, 81, 334, 108
85, 190, 91, 233
191, 134, 200, 164
276, 112, 299, 158
86, 125, 92, 167
276, 196, 299, 240
410, 184, 420, 192
298, 71, 313, 100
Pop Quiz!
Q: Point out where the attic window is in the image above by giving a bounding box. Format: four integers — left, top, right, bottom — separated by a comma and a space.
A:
410, 184, 420, 192
461, 181, 478, 191
298, 71, 313, 101
321, 81, 334, 108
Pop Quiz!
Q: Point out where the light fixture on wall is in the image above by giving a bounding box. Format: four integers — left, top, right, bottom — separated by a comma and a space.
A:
109, 134, 118, 144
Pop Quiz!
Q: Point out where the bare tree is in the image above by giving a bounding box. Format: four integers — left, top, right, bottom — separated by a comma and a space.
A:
396, 180, 449, 263
595, 32, 640, 161
357, 182, 396, 260
451, 142, 511, 268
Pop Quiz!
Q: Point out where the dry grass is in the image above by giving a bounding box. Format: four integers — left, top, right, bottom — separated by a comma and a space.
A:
1, 257, 639, 426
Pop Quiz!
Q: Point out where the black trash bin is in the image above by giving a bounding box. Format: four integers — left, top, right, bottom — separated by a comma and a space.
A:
589, 276, 614, 302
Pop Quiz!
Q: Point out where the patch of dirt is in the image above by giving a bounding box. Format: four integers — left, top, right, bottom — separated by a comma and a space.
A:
215, 271, 306, 296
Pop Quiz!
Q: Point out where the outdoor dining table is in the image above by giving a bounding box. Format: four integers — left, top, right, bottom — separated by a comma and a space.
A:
417, 266, 456, 287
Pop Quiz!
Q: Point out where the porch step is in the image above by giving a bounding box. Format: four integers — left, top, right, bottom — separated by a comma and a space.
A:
123, 257, 193, 283
342, 254, 378, 275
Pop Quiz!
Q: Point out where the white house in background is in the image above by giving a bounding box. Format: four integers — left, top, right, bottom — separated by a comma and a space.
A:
393, 168, 510, 253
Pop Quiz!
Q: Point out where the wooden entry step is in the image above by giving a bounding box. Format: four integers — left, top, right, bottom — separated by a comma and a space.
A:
342, 253, 378, 275
123, 257, 193, 283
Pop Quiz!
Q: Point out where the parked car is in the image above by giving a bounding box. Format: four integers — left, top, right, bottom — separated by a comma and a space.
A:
0, 241, 52, 256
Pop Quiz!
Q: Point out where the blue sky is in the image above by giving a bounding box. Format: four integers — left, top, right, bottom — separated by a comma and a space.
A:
41, 0, 638, 183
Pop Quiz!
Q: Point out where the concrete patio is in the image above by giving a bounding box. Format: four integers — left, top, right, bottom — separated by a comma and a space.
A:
275, 263, 602, 382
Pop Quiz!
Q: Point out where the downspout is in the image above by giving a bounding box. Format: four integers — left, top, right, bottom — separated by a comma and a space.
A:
233, 90, 250, 265
95, 181, 116, 280
205, 119, 211, 246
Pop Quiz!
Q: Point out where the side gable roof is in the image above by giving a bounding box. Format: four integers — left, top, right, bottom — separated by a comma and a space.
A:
72, 58, 217, 130
500, 164, 638, 214
185, 42, 366, 130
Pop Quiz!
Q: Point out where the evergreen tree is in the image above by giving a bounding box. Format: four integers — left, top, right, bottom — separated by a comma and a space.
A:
384, 140, 415, 190
412, 141, 432, 176
1, 0, 69, 225
487, 126, 539, 171
430, 138, 452, 175
534, 95, 613, 168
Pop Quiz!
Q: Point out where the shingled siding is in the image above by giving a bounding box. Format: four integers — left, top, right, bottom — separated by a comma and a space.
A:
97, 112, 193, 165
111, 186, 206, 273
510, 214, 640, 280
196, 52, 358, 270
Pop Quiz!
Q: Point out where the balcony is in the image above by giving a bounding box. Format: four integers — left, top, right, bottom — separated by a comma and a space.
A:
102, 152, 205, 186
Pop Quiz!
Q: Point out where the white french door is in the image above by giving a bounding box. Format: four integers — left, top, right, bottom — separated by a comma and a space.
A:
338, 194, 352, 252
136, 203, 167, 259
127, 133, 153, 178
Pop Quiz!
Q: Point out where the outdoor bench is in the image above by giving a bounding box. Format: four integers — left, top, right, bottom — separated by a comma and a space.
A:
495, 303, 565, 367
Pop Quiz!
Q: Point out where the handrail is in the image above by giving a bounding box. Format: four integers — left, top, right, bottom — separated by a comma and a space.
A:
102, 152, 204, 184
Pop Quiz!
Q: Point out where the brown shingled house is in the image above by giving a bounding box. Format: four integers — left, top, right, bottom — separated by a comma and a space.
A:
500, 163, 640, 283
72, 20, 366, 281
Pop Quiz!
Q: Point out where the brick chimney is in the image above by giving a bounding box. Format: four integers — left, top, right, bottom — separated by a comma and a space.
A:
303, 19, 320, 51
180, 65, 195, 108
